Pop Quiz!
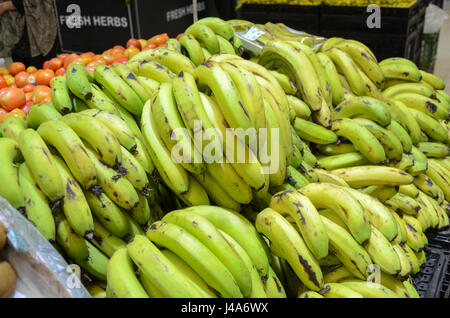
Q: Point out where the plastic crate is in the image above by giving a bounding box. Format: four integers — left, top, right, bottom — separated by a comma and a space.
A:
237, 4, 321, 34
412, 247, 450, 298
426, 227, 450, 250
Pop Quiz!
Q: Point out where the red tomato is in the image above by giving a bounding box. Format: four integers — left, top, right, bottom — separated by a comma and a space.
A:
113, 45, 126, 53
32, 85, 52, 104
48, 58, 63, 71
20, 101, 33, 114
14, 71, 30, 87
126, 38, 141, 50
9, 62, 26, 76
148, 33, 169, 46
142, 43, 157, 51
63, 53, 80, 69
55, 68, 66, 77
111, 56, 129, 65
176, 33, 184, 40
0, 87, 26, 111
35, 69, 54, 86
43, 60, 50, 70
0, 76, 7, 90
23, 84, 36, 93
58, 53, 69, 61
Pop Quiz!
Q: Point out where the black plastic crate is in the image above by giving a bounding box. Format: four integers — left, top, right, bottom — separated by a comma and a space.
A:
426, 226, 450, 250
412, 247, 450, 298
237, 4, 320, 34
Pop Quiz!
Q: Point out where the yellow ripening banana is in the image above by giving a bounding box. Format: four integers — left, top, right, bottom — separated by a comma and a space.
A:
426, 159, 450, 201
379, 58, 421, 82
408, 146, 428, 176
150, 82, 205, 175
26, 102, 62, 129
55, 212, 89, 262
419, 70, 446, 90
363, 226, 401, 275
301, 182, 371, 244
390, 153, 415, 171
403, 278, 420, 298
53, 155, 94, 238
293, 117, 337, 145
0, 138, 25, 209
316, 52, 345, 106
255, 208, 324, 291
269, 190, 329, 259
331, 118, 386, 164
360, 185, 397, 202
111, 62, 153, 104
36, 121, 97, 190
162, 210, 252, 297
83, 83, 120, 115
345, 187, 398, 242
147, 221, 243, 298
333, 96, 391, 127
323, 265, 355, 284
270, 70, 297, 95
320, 283, 364, 298
60, 113, 122, 167
408, 108, 448, 142
119, 146, 150, 195
77, 239, 109, 281
401, 243, 421, 275
316, 143, 357, 156
387, 120, 413, 153
132, 60, 177, 83
18, 129, 64, 201
391, 243, 412, 279
66, 63, 93, 101
391, 211, 407, 243
18, 162, 55, 241
386, 99, 422, 145
141, 99, 189, 195
341, 280, 400, 298
138, 76, 160, 96
331, 166, 414, 188
50, 75, 73, 114
90, 219, 126, 257
185, 22, 220, 54
126, 235, 204, 297
106, 248, 149, 298
0, 116, 26, 141
178, 33, 205, 66
393, 93, 449, 121
262, 265, 287, 298
382, 82, 436, 99
314, 169, 350, 187
320, 215, 372, 280
385, 193, 421, 215
399, 184, 420, 199
287, 94, 311, 119
414, 173, 445, 202
417, 142, 449, 158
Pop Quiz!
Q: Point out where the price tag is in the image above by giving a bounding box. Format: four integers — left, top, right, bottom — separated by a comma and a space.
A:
242, 27, 265, 41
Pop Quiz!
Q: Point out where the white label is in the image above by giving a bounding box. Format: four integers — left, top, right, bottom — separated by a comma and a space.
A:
242, 27, 265, 41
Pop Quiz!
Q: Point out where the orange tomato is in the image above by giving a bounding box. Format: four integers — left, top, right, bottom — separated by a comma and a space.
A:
176, 33, 183, 40
83, 52, 95, 57
43, 61, 50, 69
14, 71, 30, 87
138, 39, 148, 49
142, 43, 157, 51
92, 55, 107, 64
25, 92, 33, 102
148, 33, 169, 46
58, 53, 69, 61
102, 54, 115, 65
26, 66, 38, 74
0, 68, 8, 76
0, 76, 7, 89
124, 46, 140, 59
113, 45, 126, 53
9, 108, 26, 120
23, 84, 36, 93
109, 48, 124, 58
20, 101, 33, 114
111, 56, 128, 65
126, 38, 141, 50
9, 62, 26, 76
63, 53, 80, 69
3, 74, 15, 86
0, 87, 26, 111
35, 69, 54, 86
32, 85, 52, 104
48, 58, 63, 71
55, 68, 66, 77
79, 53, 93, 65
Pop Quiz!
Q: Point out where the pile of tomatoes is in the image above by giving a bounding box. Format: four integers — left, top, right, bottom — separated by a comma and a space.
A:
0, 32, 172, 123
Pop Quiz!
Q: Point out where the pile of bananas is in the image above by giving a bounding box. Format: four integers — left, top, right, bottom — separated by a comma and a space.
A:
0, 16, 449, 298
237, 0, 322, 6
237, 0, 416, 7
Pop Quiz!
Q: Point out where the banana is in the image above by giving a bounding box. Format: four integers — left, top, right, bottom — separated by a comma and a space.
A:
111, 63, 153, 104
0, 116, 26, 141
66, 63, 93, 101
325, 47, 366, 96
26, 102, 62, 129
360, 185, 397, 202
50, 76, 73, 114
72, 97, 89, 112
262, 265, 286, 298
83, 83, 120, 114
382, 82, 436, 99
127, 193, 151, 225
162, 210, 251, 296
90, 219, 126, 258
426, 159, 450, 201
185, 23, 220, 54
289, 145, 303, 169
77, 240, 109, 281
178, 34, 205, 67
320, 282, 364, 298
314, 169, 350, 187
119, 146, 149, 195
287, 94, 311, 119
415, 250, 426, 266
301, 142, 318, 167
380, 61, 421, 82
340, 280, 400, 298
133, 60, 176, 83
391, 211, 407, 243
399, 184, 420, 198
419, 70, 445, 90
418, 142, 449, 158
270, 190, 329, 259
333, 96, 391, 127
84, 191, 129, 238
129, 47, 196, 77
345, 188, 398, 242
86, 283, 106, 298
317, 52, 345, 106
37, 121, 97, 189
320, 215, 372, 279
408, 108, 448, 142
54, 211, 89, 262
403, 278, 420, 298
436, 89, 450, 107
387, 120, 413, 153
402, 216, 426, 252
390, 153, 414, 171
298, 291, 325, 298
401, 243, 421, 274
408, 146, 428, 176
216, 35, 236, 54
419, 192, 442, 228
127, 235, 204, 297
18, 162, 55, 240
0, 138, 24, 209
124, 213, 145, 240
150, 83, 205, 175
386, 99, 422, 145
285, 165, 309, 189
301, 183, 371, 244
331, 166, 414, 188
137, 76, 160, 95
256, 208, 323, 291
316, 143, 357, 156
331, 118, 386, 163
363, 226, 401, 275
323, 265, 354, 283
385, 193, 421, 215
393, 93, 449, 121
138, 272, 167, 298
391, 243, 412, 279
18, 129, 65, 201
106, 248, 149, 298
147, 221, 243, 298
270, 70, 297, 95
293, 117, 337, 145
61, 113, 122, 167
141, 100, 189, 194
352, 118, 403, 161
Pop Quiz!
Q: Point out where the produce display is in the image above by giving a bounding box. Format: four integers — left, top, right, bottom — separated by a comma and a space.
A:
0, 16, 449, 298
0, 221, 17, 298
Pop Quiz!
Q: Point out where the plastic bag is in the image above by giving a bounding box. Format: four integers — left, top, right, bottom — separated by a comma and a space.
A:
424, 4, 448, 34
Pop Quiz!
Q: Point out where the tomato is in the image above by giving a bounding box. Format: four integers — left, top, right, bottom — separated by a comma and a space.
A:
127, 38, 141, 50
176, 33, 183, 41
63, 53, 80, 69
124, 46, 140, 59
142, 43, 157, 51
111, 56, 128, 65
35, 69, 54, 86
92, 55, 107, 64
23, 84, 35, 93
43, 60, 50, 69
113, 45, 126, 53
0, 87, 26, 111
79, 53, 93, 65
25, 92, 33, 102
138, 39, 148, 49
0, 68, 8, 76
55, 68, 66, 77
14, 71, 30, 87
27, 74, 36, 85
0, 76, 7, 90
32, 85, 52, 104
83, 51, 95, 57
48, 58, 63, 71
58, 53, 69, 61
9, 108, 26, 120
9, 62, 26, 76
20, 101, 33, 114
26, 66, 38, 74
148, 33, 169, 46
3, 74, 15, 86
